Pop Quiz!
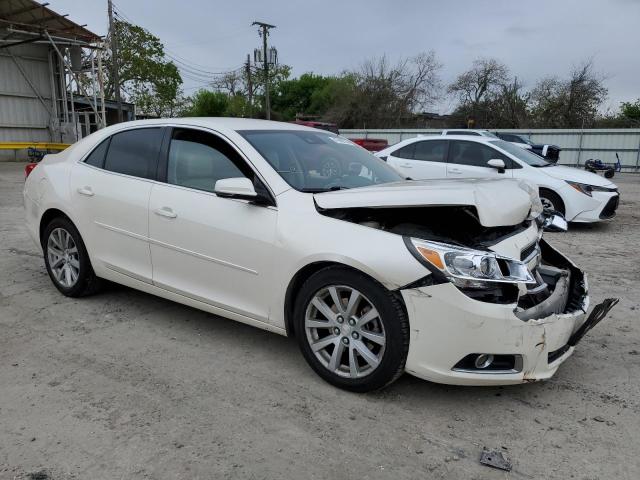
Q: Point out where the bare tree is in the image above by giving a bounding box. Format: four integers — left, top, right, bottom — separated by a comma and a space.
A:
530, 60, 607, 127
448, 58, 509, 107
337, 51, 442, 128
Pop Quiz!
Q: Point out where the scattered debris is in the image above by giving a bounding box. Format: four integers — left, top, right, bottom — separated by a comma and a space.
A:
593, 416, 606, 422
629, 350, 639, 355
480, 449, 512, 472
28, 471, 51, 480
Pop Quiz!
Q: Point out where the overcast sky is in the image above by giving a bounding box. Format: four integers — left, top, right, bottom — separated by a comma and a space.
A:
50, 0, 639, 114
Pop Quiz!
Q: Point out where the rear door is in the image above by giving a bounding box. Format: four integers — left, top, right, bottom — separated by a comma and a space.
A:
148, 127, 278, 323
386, 140, 448, 179
70, 127, 164, 283
446, 140, 512, 179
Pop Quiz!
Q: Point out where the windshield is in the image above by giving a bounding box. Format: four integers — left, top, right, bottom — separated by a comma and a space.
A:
490, 140, 551, 167
481, 131, 499, 139
239, 130, 404, 192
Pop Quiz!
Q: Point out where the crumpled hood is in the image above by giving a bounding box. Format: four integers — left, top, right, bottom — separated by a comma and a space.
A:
314, 178, 533, 227
540, 165, 616, 188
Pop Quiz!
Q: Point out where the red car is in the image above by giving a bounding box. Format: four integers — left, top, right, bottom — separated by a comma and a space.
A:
291, 120, 339, 134
349, 138, 389, 153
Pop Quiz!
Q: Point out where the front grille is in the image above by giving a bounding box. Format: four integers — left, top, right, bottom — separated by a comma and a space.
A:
520, 243, 537, 262
599, 195, 620, 219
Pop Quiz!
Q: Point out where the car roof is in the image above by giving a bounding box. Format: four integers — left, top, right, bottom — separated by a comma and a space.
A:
375, 134, 502, 157
95, 117, 320, 134
441, 129, 492, 134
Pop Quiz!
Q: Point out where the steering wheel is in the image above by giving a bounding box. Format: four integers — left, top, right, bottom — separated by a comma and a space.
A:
320, 157, 342, 178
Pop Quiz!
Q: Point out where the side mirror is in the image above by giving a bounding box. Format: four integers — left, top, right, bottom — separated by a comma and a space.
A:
487, 158, 506, 173
542, 210, 568, 232
214, 177, 257, 200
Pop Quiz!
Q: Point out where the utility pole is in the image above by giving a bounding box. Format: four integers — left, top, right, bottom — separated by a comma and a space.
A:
245, 53, 253, 118
252, 21, 275, 120
108, 0, 123, 123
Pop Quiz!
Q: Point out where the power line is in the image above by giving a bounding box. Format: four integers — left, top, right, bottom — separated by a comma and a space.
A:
111, 3, 244, 82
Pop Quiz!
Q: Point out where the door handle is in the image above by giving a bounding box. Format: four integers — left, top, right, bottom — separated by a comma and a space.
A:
154, 207, 177, 219
400, 163, 413, 168
448, 168, 462, 174
77, 186, 94, 196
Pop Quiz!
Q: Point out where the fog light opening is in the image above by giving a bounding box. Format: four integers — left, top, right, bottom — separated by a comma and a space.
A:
474, 354, 494, 369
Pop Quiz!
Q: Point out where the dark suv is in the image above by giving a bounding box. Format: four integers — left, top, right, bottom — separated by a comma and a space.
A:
495, 133, 560, 163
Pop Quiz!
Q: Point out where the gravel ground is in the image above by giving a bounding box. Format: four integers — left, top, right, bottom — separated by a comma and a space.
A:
1, 161, 639, 480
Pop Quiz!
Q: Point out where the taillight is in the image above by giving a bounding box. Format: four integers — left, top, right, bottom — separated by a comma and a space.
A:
24, 163, 38, 179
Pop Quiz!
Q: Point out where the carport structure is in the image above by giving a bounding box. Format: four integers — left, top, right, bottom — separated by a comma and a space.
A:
0, 1, 133, 160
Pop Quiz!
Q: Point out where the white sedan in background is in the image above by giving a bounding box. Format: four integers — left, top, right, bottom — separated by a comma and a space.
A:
23, 119, 616, 391
377, 135, 619, 223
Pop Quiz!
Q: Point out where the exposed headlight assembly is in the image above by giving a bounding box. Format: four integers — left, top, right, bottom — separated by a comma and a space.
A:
566, 181, 613, 197
405, 238, 536, 289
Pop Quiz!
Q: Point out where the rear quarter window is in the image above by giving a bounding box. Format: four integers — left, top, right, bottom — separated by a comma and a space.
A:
83, 138, 110, 168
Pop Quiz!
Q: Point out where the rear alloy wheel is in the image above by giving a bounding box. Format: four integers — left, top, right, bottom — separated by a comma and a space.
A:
43, 217, 101, 297
294, 266, 409, 392
47, 227, 80, 288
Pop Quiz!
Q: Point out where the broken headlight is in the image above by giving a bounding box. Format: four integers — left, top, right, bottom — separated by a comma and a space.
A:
405, 238, 536, 289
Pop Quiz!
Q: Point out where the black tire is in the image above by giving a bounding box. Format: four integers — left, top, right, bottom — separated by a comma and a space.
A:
605, 169, 615, 179
539, 189, 565, 216
43, 217, 101, 297
293, 266, 409, 392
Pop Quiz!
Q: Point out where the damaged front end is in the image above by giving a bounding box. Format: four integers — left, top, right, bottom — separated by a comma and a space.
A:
316, 201, 616, 385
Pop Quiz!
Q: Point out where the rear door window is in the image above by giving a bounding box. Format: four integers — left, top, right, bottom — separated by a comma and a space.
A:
391, 143, 416, 159
103, 128, 163, 180
413, 140, 448, 162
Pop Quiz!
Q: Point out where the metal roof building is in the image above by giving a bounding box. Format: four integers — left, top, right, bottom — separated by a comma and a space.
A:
0, 0, 133, 159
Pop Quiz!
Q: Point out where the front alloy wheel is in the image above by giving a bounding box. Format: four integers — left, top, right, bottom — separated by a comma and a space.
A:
294, 266, 409, 392
305, 286, 386, 379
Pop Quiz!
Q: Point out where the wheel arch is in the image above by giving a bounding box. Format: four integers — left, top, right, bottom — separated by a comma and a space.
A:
39, 208, 75, 247
283, 261, 401, 337
284, 260, 386, 337
538, 187, 566, 215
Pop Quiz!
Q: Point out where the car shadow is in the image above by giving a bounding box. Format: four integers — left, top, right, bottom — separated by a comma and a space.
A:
99, 281, 554, 403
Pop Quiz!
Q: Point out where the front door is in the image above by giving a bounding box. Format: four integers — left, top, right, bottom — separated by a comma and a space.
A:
148, 127, 277, 323
446, 140, 513, 179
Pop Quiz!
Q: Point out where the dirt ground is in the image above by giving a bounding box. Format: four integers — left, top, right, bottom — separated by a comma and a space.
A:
1, 161, 639, 480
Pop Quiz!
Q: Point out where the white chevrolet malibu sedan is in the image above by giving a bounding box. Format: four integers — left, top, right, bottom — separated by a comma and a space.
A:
23, 118, 616, 392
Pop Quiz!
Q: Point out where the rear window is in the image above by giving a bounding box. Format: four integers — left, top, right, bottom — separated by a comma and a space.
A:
103, 128, 163, 179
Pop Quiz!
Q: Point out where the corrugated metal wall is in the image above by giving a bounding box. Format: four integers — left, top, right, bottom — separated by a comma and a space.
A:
340, 128, 640, 171
0, 40, 55, 159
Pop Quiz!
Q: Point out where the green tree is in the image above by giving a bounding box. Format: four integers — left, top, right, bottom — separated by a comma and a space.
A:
185, 90, 230, 117
104, 20, 183, 117
621, 99, 640, 122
